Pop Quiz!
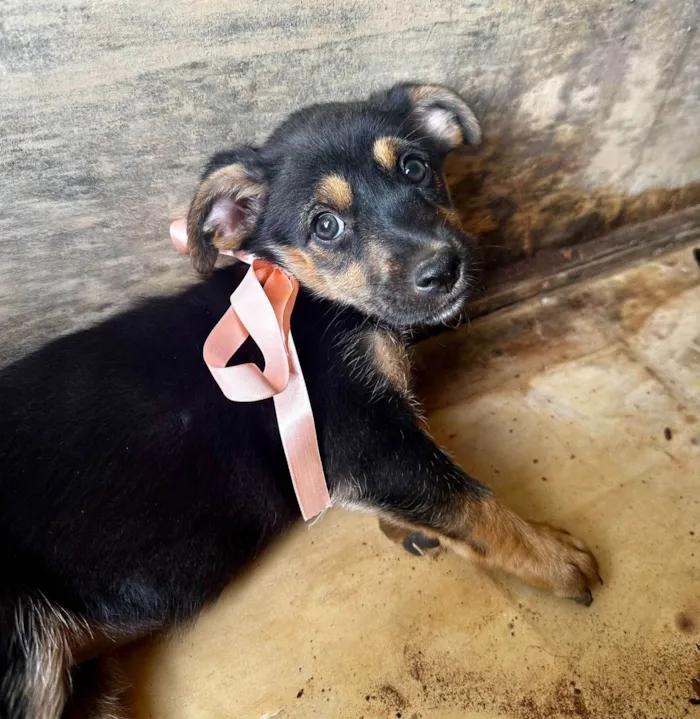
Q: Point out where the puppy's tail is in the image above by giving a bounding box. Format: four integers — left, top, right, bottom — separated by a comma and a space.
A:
0, 588, 74, 719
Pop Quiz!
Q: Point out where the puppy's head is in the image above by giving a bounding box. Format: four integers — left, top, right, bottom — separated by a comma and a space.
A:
187, 83, 481, 328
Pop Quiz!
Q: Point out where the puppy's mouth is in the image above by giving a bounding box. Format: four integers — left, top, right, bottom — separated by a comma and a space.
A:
420, 287, 469, 326
380, 272, 472, 329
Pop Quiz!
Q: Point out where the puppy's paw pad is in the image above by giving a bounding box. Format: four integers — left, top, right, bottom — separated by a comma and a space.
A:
402, 532, 442, 558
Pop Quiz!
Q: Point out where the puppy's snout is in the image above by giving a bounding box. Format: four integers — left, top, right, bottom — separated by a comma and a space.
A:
413, 248, 461, 294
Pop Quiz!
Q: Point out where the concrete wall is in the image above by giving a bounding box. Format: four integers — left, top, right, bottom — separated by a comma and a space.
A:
2, 0, 699, 362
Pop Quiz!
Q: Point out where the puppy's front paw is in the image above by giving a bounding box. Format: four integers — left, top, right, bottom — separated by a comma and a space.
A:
528, 522, 601, 605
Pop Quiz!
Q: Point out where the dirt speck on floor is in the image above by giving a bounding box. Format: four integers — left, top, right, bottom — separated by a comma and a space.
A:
363, 683, 410, 717
676, 612, 696, 634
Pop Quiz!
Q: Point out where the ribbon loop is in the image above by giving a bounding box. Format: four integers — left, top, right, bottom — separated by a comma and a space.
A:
171, 220, 331, 521
203, 261, 294, 401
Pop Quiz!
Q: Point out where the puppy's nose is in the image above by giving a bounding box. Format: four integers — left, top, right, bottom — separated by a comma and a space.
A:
413, 249, 461, 294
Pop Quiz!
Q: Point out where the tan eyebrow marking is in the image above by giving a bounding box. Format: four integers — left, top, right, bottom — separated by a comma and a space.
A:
373, 137, 400, 172
315, 174, 353, 211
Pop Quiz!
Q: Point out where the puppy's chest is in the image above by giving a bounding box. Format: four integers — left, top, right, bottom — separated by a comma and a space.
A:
343, 328, 413, 398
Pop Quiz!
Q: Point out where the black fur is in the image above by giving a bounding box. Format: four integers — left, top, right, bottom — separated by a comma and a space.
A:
0, 84, 600, 718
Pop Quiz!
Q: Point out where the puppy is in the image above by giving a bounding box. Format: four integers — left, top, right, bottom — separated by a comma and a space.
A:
0, 84, 600, 718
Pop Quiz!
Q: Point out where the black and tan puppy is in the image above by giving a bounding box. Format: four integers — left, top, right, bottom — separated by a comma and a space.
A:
0, 84, 600, 718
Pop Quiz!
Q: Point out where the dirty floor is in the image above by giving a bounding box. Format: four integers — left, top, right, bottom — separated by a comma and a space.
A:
125, 247, 700, 719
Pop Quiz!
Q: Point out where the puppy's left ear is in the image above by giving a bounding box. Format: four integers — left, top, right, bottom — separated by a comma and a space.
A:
375, 83, 482, 152
187, 148, 268, 274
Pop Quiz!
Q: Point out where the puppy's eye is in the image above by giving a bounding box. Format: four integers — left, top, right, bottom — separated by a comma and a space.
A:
400, 155, 430, 185
313, 212, 345, 241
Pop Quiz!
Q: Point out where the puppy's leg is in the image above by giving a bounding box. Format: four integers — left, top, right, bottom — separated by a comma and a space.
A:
329, 415, 600, 604
381, 496, 600, 605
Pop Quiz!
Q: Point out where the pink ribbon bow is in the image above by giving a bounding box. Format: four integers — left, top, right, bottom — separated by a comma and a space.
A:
170, 220, 331, 521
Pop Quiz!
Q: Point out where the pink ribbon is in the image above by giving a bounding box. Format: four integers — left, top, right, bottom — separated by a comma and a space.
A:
170, 220, 331, 521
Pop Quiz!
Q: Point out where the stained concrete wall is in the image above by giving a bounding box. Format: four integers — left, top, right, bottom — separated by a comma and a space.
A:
1, 0, 699, 362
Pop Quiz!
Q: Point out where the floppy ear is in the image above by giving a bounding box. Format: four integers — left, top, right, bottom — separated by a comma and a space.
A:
186, 147, 268, 274
375, 83, 482, 152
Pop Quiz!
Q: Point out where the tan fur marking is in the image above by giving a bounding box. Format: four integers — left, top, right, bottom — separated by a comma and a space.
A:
277, 247, 330, 296
445, 123, 464, 148
442, 497, 599, 598
212, 235, 243, 252
278, 247, 372, 308
308, 244, 336, 263
373, 137, 399, 172
284, 252, 366, 300
409, 85, 457, 105
187, 163, 267, 272
379, 517, 411, 544
381, 496, 600, 600
370, 331, 412, 396
315, 174, 353, 211
199, 164, 263, 203
408, 86, 464, 146
334, 261, 366, 297
407, 85, 479, 147
205, 165, 264, 252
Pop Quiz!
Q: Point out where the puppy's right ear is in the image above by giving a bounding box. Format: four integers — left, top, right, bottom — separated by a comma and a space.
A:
372, 83, 482, 153
187, 148, 268, 274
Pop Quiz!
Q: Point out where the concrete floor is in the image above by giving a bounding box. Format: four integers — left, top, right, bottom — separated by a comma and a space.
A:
126, 247, 700, 719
